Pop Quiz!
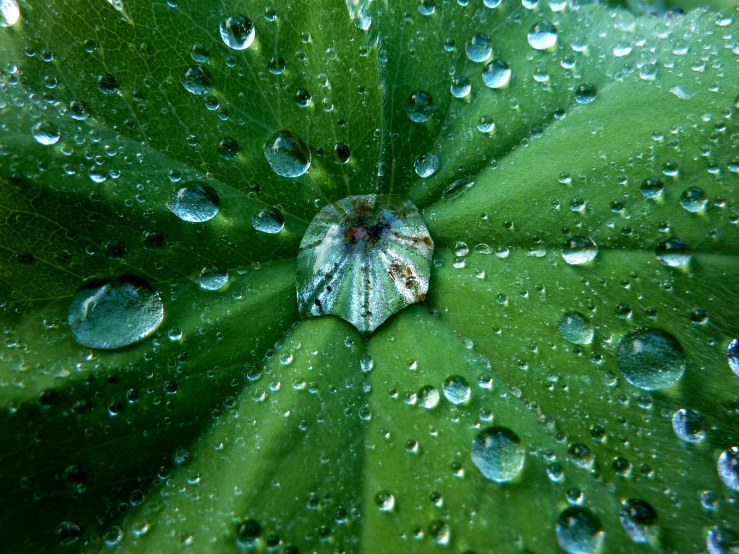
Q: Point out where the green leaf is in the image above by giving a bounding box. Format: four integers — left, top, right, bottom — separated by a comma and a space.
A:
1, 0, 739, 552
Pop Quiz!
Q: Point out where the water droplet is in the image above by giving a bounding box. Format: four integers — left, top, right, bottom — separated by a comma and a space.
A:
218, 137, 239, 159
556, 507, 604, 554
414, 152, 439, 178
268, 56, 285, 74
32, 121, 60, 145
450, 76, 471, 98
68, 276, 164, 350
418, 385, 440, 409
718, 447, 739, 491
55, 521, 81, 545
528, 21, 557, 50
562, 236, 598, 265
619, 498, 657, 544
428, 520, 451, 546
295, 89, 312, 107
442, 375, 471, 405
471, 426, 525, 483
190, 42, 209, 62
641, 176, 663, 199
68, 100, 90, 120
167, 182, 220, 223
482, 59, 512, 89
728, 339, 739, 377
406, 90, 433, 122
235, 519, 261, 549
568, 443, 595, 469
707, 526, 739, 554
477, 115, 495, 133
0, 0, 20, 27
97, 73, 119, 94
103, 526, 124, 547
193, 266, 228, 291
252, 207, 285, 234
297, 195, 433, 333
483, 0, 502, 6
442, 177, 474, 199
656, 238, 690, 267
181, 64, 213, 95
671, 408, 705, 442
418, 0, 436, 15
375, 491, 395, 512
575, 83, 597, 104
558, 312, 594, 345
466, 33, 492, 62
616, 328, 685, 390
220, 15, 255, 50
264, 130, 311, 178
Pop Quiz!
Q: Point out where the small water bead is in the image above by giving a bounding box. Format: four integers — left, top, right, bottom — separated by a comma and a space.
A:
562, 236, 598, 265
414, 152, 439, 178
619, 498, 657, 544
68, 100, 90, 120
264, 130, 311, 177
613, 41, 632, 57
707, 526, 739, 554
181, 64, 213, 95
406, 90, 433, 122
194, 266, 228, 291
466, 33, 492, 62
235, 519, 261, 549
218, 137, 239, 159
568, 443, 595, 469
728, 339, 739, 377
717, 447, 739, 491
442, 375, 471, 405
471, 426, 525, 483
418, 0, 436, 15
68, 276, 164, 350
450, 76, 471, 98
56, 521, 82, 545
0, 0, 20, 27
167, 182, 220, 223
418, 385, 440, 409
375, 491, 395, 512
252, 207, 285, 234
556, 507, 605, 554
616, 328, 686, 391
575, 83, 597, 104
656, 238, 690, 268
558, 312, 594, 345
428, 521, 451, 546
295, 89, 312, 107
477, 116, 495, 133
103, 526, 124, 547
671, 408, 705, 442
220, 15, 255, 50
189, 42, 209, 62
680, 187, 707, 212
482, 59, 511, 89
98, 73, 119, 94
268, 56, 285, 74
32, 120, 60, 145
483, 0, 502, 6
641, 177, 664, 199
528, 21, 558, 50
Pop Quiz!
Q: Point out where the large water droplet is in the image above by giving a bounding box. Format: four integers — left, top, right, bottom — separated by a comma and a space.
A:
671, 408, 705, 442
575, 83, 597, 104
414, 152, 440, 178
728, 339, 739, 377
528, 21, 558, 50
656, 238, 690, 267
0, 0, 20, 27
482, 59, 512, 89
406, 90, 433, 123
465, 33, 492, 62
619, 498, 657, 544
442, 375, 471, 405
471, 426, 525, 483
167, 182, 220, 223
297, 195, 433, 333
707, 526, 739, 554
193, 266, 228, 291
616, 328, 686, 390
556, 507, 605, 554
32, 121, 60, 145
680, 187, 707, 213
558, 312, 593, 345
68, 276, 164, 349
220, 15, 255, 50
450, 76, 471, 98
252, 207, 285, 234
181, 64, 213, 95
562, 236, 598, 265
718, 447, 739, 491
264, 130, 311, 178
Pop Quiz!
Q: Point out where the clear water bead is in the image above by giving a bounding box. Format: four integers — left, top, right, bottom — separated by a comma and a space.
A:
528, 21, 558, 50
471, 426, 525, 483
68, 276, 164, 349
616, 328, 686, 390
167, 182, 220, 223
556, 507, 605, 554
220, 15, 255, 50
296, 195, 433, 333
264, 130, 311, 178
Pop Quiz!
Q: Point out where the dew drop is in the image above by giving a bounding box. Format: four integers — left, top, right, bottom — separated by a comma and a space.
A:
442, 375, 471, 405
528, 21, 558, 50
556, 507, 604, 554
558, 312, 593, 345
32, 121, 60, 146
406, 90, 433, 122
193, 266, 228, 291
97, 73, 119, 94
656, 238, 690, 267
471, 426, 525, 483
375, 491, 395, 512
466, 33, 492, 62
616, 328, 686, 390
641, 176, 664, 199
717, 447, 739, 491
220, 15, 255, 50
68, 100, 90, 121
575, 83, 597, 104
252, 207, 285, 234
264, 130, 311, 178
418, 0, 436, 16
418, 385, 440, 409
0, 0, 20, 27
414, 152, 440, 178
68, 276, 164, 350
680, 187, 707, 213
482, 59, 512, 89
477, 115, 495, 133
619, 498, 657, 544
562, 236, 598, 265
671, 408, 705, 442
450, 76, 471, 98
181, 64, 213, 95
167, 182, 220, 223
728, 339, 739, 377
707, 526, 739, 554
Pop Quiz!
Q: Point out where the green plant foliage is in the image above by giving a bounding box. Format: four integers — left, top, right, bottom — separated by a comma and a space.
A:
1, 0, 738, 552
